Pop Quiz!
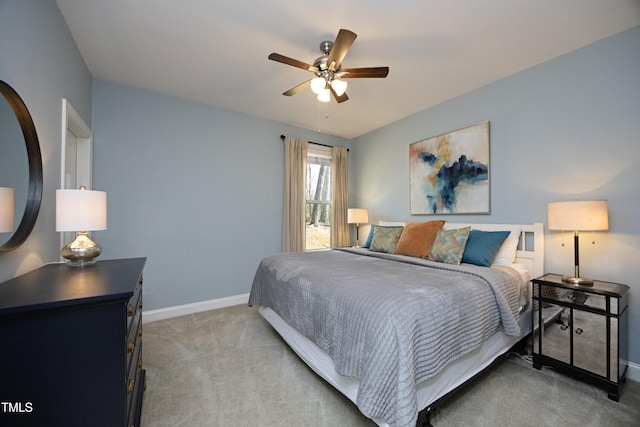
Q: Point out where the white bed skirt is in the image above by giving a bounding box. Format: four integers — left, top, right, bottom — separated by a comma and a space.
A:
259, 305, 532, 426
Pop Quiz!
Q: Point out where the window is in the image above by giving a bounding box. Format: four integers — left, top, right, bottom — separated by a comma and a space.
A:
306, 144, 332, 250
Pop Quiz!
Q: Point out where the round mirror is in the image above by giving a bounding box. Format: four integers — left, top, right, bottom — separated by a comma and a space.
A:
0, 80, 43, 252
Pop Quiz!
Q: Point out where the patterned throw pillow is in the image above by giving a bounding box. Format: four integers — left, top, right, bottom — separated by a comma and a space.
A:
429, 227, 471, 264
363, 225, 403, 249
369, 226, 404, 253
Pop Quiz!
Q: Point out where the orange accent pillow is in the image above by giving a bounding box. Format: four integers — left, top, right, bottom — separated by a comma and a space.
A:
395, 220, 446, 259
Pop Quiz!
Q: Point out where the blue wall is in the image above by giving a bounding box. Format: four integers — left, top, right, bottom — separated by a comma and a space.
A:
0, 0, 92, 281
352, 26, 640, 366
92, 81, 351, 311
1, 1, 638, 368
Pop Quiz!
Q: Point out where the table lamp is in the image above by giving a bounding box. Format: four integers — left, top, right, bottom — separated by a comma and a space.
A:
347, 208, 369, 246
547, 200, 608, 285
0, 187, 14, 233
56, 186, 107, 267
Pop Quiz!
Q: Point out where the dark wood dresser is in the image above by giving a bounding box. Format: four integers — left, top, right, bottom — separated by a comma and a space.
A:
0, 257, 146, 427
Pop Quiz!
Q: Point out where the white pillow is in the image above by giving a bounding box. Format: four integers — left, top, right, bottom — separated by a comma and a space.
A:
378, 220, 406, 226
492, 230, 520, 265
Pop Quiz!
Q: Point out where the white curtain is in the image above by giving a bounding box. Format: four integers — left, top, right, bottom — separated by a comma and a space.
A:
282, 136, 308, 252
331, 146, 349, 248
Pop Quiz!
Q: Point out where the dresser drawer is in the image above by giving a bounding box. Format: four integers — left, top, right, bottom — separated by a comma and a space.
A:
127, 314, 142, 374
127, 368, 146, 427
126, 334, 142, 422
125, 275, 144, 427
126, 277, 143, 335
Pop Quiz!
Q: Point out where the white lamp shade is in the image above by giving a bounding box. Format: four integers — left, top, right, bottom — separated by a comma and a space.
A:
347, 208, 369, 224
310, 77, 326, 94
0, 187, 15, 233
317, 88, 331, 103
56, 189, 107, 232
331, 79, 347, 96
547, 200, 608, 231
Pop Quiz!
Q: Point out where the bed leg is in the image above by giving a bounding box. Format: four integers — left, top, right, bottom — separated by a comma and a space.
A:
416, 407, 434, 427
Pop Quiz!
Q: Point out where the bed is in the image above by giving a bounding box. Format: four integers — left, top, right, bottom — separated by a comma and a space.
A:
248, 222, 544, 427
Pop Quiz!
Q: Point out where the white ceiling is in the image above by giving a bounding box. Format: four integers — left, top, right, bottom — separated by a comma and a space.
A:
55, 0, 640, 140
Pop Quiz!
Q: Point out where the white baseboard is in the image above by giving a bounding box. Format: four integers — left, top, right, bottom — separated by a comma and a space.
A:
626, 360, 640, 383
142, 293, 250, 323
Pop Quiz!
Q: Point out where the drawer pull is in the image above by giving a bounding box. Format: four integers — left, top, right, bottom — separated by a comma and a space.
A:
127, 304, 135, 317
128, 378, 135, 394
139, 276, 143, 285
138, 301, 143, 310
138, 328, 143, 337
128, 341, 135, 353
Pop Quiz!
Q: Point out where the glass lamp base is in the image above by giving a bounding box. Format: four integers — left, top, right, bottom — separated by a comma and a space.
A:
61, 231, 101, 268
562, 276, 594, 286
67, 259, 98, 268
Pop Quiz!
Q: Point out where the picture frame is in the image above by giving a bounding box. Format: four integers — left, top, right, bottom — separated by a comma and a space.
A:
409, 121, 490, 215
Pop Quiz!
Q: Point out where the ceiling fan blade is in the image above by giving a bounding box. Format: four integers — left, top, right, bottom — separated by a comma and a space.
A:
329, 85, 349, 103
339, 67, 389, 78
327, 29, 357, 71
269, 53, 319, 73
283, 80, 311, 96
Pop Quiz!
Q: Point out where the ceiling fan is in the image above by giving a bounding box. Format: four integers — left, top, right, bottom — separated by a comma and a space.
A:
268, 29, 389, 103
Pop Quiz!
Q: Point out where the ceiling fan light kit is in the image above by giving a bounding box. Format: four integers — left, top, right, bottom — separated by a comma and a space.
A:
331, 79, 348, 96
317, 88, 331, 103
310, 76, 347, 102
310, 77, 327, 95
269, 29, 389, 103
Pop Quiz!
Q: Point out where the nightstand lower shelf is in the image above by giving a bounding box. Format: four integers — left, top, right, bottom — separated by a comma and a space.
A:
533, 353, 625, 401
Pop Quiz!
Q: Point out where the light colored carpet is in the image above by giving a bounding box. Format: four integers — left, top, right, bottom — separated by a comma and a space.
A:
141, 305, 640, 427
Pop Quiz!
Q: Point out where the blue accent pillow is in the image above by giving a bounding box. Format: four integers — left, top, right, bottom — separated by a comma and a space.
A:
362, 225, 404, 248
461, 230, 510, 267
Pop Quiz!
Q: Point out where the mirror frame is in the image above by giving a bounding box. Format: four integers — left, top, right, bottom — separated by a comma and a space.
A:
0, 80, 43, 252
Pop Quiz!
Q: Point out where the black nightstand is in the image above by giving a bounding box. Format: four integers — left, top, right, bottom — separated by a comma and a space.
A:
532, 273, 629, 401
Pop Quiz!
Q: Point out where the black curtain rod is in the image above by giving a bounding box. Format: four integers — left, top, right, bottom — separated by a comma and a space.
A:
280, 134, 348, 151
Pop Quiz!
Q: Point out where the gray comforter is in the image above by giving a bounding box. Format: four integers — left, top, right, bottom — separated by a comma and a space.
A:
248, 248, 522, 427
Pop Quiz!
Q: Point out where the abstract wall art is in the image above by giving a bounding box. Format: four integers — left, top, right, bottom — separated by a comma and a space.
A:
410, 121, 490, 214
